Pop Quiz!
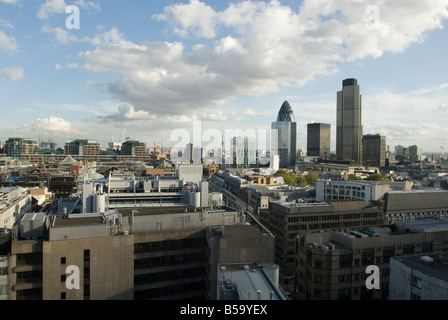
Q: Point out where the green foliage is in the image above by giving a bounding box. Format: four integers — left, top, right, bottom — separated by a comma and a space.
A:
349, 174, 362, 180
304, 172, 318, 186
366, 173, 389, 181
275, 170, 318, 186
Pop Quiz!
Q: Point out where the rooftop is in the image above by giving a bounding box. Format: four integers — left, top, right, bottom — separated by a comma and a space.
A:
51, 213, 106, 227
397, 218, 448, 232
218, 264, 285, 300
117, 206, 198, 217
271, 200, 330, 208
393, 253, 448, 282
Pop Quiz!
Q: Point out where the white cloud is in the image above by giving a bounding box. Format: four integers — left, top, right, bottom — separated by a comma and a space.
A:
42, 25, 82, 44
0, 66, 23, 82
55, 63, 79, 70
99, 104, 199, 128
0, 30, 18, 54
37, 0, 100, 19
0, 0, 20, 4
0, 19, 14, 29
37, 0, 67, 19
153, 0, 218, 38
43, 25, 128, 47
71, 0, 448, 118
201, 108, 259, 122
21, 116, 85, 137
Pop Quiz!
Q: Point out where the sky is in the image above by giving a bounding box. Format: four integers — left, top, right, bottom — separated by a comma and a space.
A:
1, 0, 448, 154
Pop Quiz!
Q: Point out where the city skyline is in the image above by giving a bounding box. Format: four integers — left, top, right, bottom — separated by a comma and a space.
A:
1, 0, 448, 153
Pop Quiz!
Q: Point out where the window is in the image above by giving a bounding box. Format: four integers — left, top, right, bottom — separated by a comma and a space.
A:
0, 267, 7, 276
61, 292, 66, 300
412, 275, 422, 289
383, 247, 395, 263
338, 288, 351, 300
60, 257, 66, 264
339, 253, 352, 268
339, 274, 351, 283
403, 244, 415, 255
61, 274, 66, 282
362, 249, 374, 265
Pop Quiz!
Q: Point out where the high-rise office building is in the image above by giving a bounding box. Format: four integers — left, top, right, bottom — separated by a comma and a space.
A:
362, 134, 386, 167
121, 139, 147, 156
307, 123, 331, 158
64, 139, 101, 161
4, 137, 38, 159
272, 101, 297, 169
232, 136, 257, 169
336, 78, 362, 164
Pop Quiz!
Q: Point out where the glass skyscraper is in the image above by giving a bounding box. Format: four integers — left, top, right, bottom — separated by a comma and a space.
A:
272, 101, 297, 169
336, 78, 362, 164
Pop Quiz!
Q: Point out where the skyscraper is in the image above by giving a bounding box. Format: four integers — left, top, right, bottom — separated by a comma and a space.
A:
307, 123, 331, 159
272, 101, 297, 169
362, 134, 386, 167
336, 78, 362, 164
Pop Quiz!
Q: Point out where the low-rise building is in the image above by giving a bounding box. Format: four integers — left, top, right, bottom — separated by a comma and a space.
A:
389, 252, 448, 300
383, 190, 448, 224
0, 187, 32, 231
216, 263, 286, 300
8, 203, 274, 300
316, 179, 413, 207
295, 218, 448, 300
260, 200, 384, 280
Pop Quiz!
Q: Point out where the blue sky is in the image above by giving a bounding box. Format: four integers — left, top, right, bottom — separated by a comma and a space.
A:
1, 0, 448, 154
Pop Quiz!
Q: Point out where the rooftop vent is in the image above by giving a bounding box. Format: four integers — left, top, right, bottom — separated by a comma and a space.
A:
420, 256, 434, 263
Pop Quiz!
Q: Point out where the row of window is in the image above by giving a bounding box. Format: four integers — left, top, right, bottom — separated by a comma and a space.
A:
287, 212, 380, 223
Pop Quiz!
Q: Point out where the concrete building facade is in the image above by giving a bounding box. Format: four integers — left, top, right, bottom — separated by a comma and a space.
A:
389, 253, 448, 300
260, 200, 383, 280
8, 204, 274, 300
383, 190, 448, 224
295, 219, 448, 300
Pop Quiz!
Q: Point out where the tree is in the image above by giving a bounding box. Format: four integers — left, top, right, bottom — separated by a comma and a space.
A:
275, 169, 297, 184
366, 173, 388, 181
304, 172, 318, 186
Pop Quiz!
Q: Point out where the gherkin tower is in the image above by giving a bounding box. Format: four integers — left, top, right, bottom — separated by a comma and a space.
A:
272, 101, 297, 169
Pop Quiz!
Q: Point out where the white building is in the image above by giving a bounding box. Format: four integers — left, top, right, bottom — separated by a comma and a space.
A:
316, 180, 391, 206
389, 253, 448, 300
0, 255, 9, 300
0, 187, 32, 231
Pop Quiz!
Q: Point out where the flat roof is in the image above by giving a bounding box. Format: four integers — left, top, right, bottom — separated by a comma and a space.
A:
219, 265, 284, 300
22, 212, 46, 222
52, 214, 105, 227
271, 200, 331, 208
399, 218, 448, 231
393, 253, 448, 282
117, 206, 197, 217
117, 205, 236, 217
